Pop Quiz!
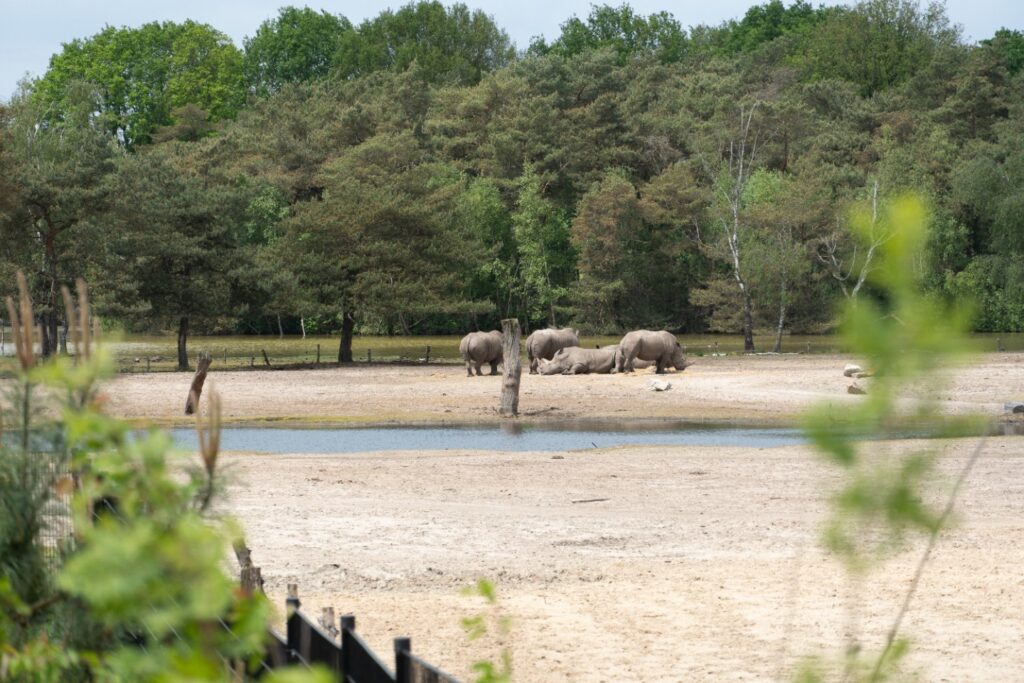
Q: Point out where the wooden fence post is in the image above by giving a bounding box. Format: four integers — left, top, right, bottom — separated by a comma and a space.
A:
316, 344, 321, 364
367, 349, 372, 363
286, 585, 301, 663
425, 345, 431, 364
340, 614, 355, 675
500, 319, 521, 417
184, 351, 212, 415
394, 637, 411, 683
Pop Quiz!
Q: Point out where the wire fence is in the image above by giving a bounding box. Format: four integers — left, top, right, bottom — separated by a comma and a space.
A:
38, 454, 75, 569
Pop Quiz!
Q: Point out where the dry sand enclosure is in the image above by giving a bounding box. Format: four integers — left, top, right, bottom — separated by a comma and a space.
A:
104, 354, 1024, 681
106, 353, 1023, 425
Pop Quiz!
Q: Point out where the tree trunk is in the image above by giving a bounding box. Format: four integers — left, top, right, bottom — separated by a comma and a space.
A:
499, 318, 522, 417
338, 310, 354, 363
184, 352, 212, 415
742, 291, 755, 353
39, 315, 52, 357
300, 317, 306, 339
773, 293, 786, 354
276, 314, 283, 339
42, 227, 59, 358
177, 316, 190, 371
60, 314, 69, 355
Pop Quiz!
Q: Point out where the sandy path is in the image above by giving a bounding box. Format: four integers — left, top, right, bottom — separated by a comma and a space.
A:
105, 353, 1024, 425
220, 438, 1024, 682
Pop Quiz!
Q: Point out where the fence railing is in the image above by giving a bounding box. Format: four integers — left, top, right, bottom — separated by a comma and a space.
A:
272, 592, 461, 683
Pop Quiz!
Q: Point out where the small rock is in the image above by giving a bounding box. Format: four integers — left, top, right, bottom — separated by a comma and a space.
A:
551, 455, 565, 460
646, 379, 672, 392
847, 382, 866, 395
843, 364, 863, 377
1003, 402, 1024, 414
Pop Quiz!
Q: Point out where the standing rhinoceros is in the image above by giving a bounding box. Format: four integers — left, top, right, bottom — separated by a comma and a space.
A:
525, 327, 580, 374
459, 330, 503, 377
615, 330, 691, 374
538, 345, 618, 375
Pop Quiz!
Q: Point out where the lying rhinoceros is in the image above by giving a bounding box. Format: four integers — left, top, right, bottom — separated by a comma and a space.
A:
538, 345, 618, 375
615, 330, 691, 374
525, 327, 580, 374
459, 330, 503, 376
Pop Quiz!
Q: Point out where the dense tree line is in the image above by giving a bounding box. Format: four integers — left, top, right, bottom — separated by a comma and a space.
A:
2, 0, 1023, 366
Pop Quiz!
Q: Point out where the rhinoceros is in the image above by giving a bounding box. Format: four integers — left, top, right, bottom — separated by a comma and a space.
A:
615, 330, 691, 374
538, 345, 618, 375
459, 330, 503, 377
525, 327, 580, 374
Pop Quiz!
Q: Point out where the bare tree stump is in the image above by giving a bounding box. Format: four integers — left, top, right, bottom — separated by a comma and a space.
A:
184, 352, 212, 415
500, 319, 522, 417
233, 540, 265, 595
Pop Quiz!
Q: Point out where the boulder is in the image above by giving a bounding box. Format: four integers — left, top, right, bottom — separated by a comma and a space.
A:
843, 364, 863, 377
1003, 402, 1024, 414
646, 379, 672, 392
847, 383, 866, 395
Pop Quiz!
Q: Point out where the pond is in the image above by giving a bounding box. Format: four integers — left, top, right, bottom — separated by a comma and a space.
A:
167, 421, 807, 453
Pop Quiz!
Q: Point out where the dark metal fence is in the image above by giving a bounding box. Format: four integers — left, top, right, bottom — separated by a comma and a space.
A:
275, 594, 461, 683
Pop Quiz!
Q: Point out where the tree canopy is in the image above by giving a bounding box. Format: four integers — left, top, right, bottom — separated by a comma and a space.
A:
4, 0, 1024, 351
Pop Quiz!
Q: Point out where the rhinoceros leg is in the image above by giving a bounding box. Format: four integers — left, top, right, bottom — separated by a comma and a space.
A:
489, 360, 499, 375
475, 362, 484, 376
567, 362, 588, 375
465, 361, 474, 377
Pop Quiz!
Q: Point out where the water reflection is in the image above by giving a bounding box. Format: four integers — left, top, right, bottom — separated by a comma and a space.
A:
167, 421, 807, 454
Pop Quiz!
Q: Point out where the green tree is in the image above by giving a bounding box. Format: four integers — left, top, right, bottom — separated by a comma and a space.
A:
101, 145, 245, 369
807, 0, 959, 96
2, 82, 115, 356
982, 28, 1024, 75
285, 132, 486, 359
335, 1, 515, 86
512, 168, 574, 327
696, 0, 829, 57
35, 21, 245, 146
570, 169, 697, 332
451, 177, 516, 324
530, 3, 687, 64
244, 7, 353, 96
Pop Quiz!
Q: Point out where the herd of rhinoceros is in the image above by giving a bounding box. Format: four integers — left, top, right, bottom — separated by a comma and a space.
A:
458, 328, 692, 377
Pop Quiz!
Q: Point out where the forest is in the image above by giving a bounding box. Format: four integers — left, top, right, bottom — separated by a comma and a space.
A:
1, 0, 1022, 367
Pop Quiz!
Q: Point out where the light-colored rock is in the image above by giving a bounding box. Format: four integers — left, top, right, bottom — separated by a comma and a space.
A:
843, 364, 863, 377
847, 382, 866, 395
646, 379, 672, 392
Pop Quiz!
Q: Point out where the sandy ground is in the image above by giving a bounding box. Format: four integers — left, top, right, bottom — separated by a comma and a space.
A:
104, 353, 1024, 426
101, 354, 1024, 681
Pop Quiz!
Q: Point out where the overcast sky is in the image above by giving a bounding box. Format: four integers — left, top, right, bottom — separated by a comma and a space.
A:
2, 0, 1022, 101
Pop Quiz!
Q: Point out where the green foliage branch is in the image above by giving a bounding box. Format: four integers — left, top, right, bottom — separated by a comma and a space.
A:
799, 196, 987, 681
